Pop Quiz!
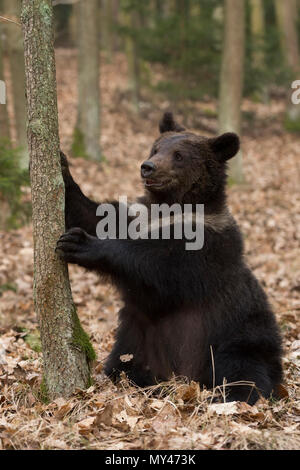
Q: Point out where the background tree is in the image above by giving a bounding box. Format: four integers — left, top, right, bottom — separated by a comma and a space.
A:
275, 0, 300, 129
121, 0, 141, 112
21, 0, 95, 400
250, 0, 265, 70
72, 0, 101, 161
175, 0, 189, 60
101, 0, 113, 62
218, 0, 245, 184
249, 0, 267, 101
0, 14, 10, 140
274, 0, 299, 72
0, 1, 30, 230
111, 0, 121, 51
3, 0, 28, 169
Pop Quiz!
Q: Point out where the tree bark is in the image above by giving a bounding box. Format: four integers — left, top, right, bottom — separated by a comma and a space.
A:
0, 19, 10, 140
275, 0, 300, 73
101, 0, 113, 62
250, 0, 267, 101
21, 0, 95, 401
218, 0, 245, 184
73, 0, 101, 161
67, 3, 77, 47
176, 0, 189, 62
4, 0, 28, 168
275, 0, 300, 127
274, 0, 285, 57
122, 5, 140, 112
250, 0, 265, 70
111, 0, 120, 51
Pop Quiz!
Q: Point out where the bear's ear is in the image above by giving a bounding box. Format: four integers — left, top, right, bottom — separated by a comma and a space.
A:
208, 132, 240, 162
159, 112, 186, 133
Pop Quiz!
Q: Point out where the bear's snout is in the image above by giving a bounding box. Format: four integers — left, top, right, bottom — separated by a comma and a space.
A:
141, 161, 156, 178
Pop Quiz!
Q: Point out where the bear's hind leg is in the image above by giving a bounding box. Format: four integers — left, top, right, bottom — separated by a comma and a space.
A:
213, 353, 274, 405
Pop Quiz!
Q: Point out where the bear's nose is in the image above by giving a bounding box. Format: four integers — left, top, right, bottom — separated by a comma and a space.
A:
141, 161, 156, 178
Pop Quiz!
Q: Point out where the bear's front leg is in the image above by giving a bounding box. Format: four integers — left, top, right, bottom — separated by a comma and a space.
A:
56, 227, 102, 269
60, 151, 74, 188
104, 353, 155, 387
60, 152, 101, 236
104, 311, 156, 388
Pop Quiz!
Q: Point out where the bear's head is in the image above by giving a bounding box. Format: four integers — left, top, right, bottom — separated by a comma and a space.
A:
141, 112, 239, 210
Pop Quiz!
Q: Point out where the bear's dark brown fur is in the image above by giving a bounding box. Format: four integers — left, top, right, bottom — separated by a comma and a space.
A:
57, 113, 283, 404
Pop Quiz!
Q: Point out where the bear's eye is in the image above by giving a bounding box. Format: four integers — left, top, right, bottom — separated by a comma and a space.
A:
152, 148, 158, 156
174, 151, 183, 162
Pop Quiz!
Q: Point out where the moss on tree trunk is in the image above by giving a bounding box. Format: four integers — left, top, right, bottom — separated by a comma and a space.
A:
21, 0, 95, 400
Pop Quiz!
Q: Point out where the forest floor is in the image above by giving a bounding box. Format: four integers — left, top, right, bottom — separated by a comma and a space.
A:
0, 50, 299, 450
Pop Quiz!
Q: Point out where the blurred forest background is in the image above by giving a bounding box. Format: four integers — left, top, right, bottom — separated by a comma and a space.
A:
1, 0, 300, 227
0, 0, 299, 450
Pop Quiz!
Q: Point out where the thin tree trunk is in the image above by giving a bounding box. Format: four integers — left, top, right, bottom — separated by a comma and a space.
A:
275, 0, 300, 127
274, 0, 285, 57
73, 0, 101, 161
68, 4, 77, 47
250, 0, 267, 101
161, 0, 171, 17
154, 0, 163, 19
111, 0, 120, 51
275, 0, 300, 73
175, 0, 189, 61
218, 0, 245, 184
0, 20, 10, 140
21, 0, 95, 401
123, 6, 140, 112
250, 0, 265, 69
101, 0, 113, 62
4, 0, 28, 168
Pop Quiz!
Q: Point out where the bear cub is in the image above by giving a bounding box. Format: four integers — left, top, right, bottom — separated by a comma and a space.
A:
57, 112, 283, 404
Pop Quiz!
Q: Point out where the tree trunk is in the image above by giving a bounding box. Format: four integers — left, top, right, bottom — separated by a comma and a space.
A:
4, 0, 28, 168
275, 0, 300, 128
218, 0, 245, 184
0, 20, 10, 140
250, 0, 267, 101
175, 0, 189, 61
274, 0, 285, 58
159, 0, 171, 17
111, 0, 120, 51
21, 0, 95, 401
275, 0, 299, 73
101, 0, 113, 62
73, 0, 101, 161
154, 0, 164, 19
123, 6, 140, 112
250, 0, 265, 70
68, 4, 77, 47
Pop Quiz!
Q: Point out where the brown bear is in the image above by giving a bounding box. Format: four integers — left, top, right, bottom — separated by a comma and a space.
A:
56, 112, 283, 404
